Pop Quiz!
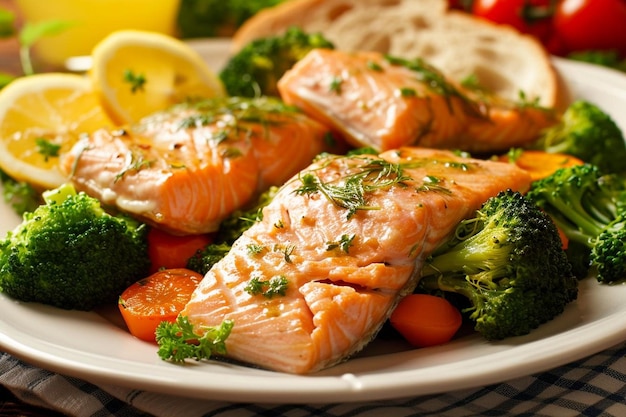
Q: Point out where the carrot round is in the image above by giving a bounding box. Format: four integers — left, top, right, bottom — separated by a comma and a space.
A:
390, 293, 463, 348
498, 150, 584, 181
147, 227, 213, 273
118, 268, 203, 343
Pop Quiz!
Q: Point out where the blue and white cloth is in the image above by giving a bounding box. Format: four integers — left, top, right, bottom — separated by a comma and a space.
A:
2, 342, 626, 417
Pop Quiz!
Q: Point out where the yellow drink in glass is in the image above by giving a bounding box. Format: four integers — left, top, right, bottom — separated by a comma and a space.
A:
15, 0, 181, 68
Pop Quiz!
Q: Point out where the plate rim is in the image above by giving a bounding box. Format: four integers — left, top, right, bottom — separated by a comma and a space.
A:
0, 47, 626, 404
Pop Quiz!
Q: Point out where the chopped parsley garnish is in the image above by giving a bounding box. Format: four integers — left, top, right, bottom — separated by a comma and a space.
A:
326, 234, 355, 254
329, 76, 343, 94
245, 275, 289, 298
35, 138, 61, 161
123, 69, 147, 93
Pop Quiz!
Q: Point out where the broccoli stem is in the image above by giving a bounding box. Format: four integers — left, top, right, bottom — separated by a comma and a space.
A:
42, 182, 76, 205
544, 195, 605, 247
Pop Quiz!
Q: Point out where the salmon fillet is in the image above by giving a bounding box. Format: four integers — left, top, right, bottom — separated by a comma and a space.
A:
61, 97, 333, 235
277, 49, 557, 153
181, 147, 532, 373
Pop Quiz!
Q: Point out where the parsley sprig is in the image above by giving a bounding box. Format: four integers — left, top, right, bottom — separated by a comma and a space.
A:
156, 316, 233, 363
244, 275, 289, 298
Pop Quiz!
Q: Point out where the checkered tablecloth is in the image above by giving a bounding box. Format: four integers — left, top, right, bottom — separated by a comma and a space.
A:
2, 341, 626, 417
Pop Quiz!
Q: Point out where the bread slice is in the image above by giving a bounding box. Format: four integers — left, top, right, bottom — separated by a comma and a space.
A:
233, 0, 565, 109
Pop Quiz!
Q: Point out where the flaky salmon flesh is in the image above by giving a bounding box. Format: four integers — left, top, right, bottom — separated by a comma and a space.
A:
181, 147, 532, 374
278, 49, 557, 154
61, 97, 334, 235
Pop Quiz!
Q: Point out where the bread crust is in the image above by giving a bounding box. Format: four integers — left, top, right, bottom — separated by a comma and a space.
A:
233, 0, 564, 108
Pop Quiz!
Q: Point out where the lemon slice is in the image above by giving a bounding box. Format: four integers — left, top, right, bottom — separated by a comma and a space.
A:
0, 73, 114, 190
90, 30, 225, 125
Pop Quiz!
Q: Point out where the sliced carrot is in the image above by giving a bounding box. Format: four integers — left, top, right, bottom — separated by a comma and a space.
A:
390, 293, 462, 348
498, 150, 584, 181
118, 268, 203, 343
147, 227, 213, 273
556, 225, 569, 250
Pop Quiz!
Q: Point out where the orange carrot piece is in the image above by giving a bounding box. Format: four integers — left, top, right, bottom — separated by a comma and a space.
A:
118, 268, 203, 343
498, 150, 584, 181
147, 228, 213, 273
390, 293, 463, 348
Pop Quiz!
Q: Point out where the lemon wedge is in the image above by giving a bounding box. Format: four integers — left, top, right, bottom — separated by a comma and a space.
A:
90, 30, 225, 125
0, 73, 114, 190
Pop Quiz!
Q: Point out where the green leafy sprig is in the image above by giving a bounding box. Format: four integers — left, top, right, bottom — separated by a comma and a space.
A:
294, 156, 412, 219
156, 316, 233, 363
0, 7, 73, 85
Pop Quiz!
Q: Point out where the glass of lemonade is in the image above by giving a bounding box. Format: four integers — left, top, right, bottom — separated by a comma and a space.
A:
15, 0, 181, 68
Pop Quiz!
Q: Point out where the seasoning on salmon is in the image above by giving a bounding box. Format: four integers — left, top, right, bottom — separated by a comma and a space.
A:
60, 97, 334, 235
277, 48, 557, 153
180, 147, 533, 374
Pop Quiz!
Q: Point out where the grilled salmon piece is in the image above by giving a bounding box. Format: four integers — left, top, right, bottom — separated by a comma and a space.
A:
61, 97, 332, 235
181, 147, 532, 373
277, 48, 557, 153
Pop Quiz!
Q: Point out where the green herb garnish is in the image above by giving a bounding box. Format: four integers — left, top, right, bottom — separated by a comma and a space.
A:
156, 316, 233, 363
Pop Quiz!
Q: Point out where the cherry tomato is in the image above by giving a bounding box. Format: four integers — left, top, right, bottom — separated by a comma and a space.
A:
553, 0, 626, 57
390, 294, 463, 348
118, 268, 203, 343
147, 227, 213, 273
472, 0, 554, 42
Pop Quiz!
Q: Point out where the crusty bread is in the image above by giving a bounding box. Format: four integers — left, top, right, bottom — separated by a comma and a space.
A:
233, 0, 566, 109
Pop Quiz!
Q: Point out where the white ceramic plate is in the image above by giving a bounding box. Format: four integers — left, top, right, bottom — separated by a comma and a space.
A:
1, 43, 626, 404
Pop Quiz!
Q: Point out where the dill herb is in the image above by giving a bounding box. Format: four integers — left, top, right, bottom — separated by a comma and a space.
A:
294, 157, 412, 219
114, 151, 154, 182
384, 55, 483, 118
178, 114, 214, 129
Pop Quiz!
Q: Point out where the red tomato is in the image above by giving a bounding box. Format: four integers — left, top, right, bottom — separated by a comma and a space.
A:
118, 268, 202, 342
390, 294, 463, 348
147, 228, 213, 273
553, 0, 626, 57
472, 0, 553, 42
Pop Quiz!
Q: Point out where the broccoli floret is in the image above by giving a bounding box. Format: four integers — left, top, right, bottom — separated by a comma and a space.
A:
532, 100, 626, 174
527, 164, 626, 283
186, 242, 232, 276
0, 169, 42, 215
186, 186, 279, 275
177, 0, 286, 38
219, 26, 334, 97
418, 190, 578, 341
0, 183, 150, 310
